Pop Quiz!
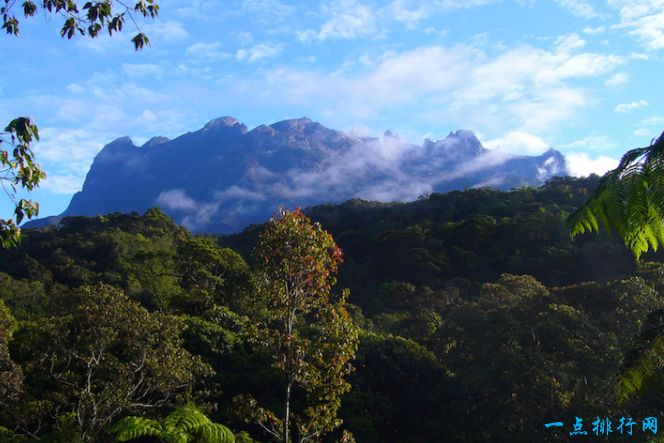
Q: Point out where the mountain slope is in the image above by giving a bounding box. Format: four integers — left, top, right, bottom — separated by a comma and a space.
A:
27, 117, 568, 233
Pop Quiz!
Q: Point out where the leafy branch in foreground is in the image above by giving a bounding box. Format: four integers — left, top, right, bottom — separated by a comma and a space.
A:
0, 0, 160, 248
569, 131, 664, 259
2, 0, 159, 50
0, 117, 45, 248
110, 404, 235, 443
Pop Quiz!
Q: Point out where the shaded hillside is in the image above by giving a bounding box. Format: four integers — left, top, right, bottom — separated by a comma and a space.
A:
222, 175, 639, 312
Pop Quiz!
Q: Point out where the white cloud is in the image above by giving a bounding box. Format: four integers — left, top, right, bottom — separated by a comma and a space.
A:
180, 202, 219, 230
566, 153, 618, 177
555, 0, 602, 18
175, 0, 225, 20
257, 132, 522, 205
301, 0, 378, 41
609, 0, 664, 50
583, 26, 606, 34
156, 189, 198, 211
2, 71, 199, 198
309, 0, 486, 40
147, 20, 190, 42
629, 52, 650, 60
240, 0, 296, 23
213, 185, 266, 203
236, 43, 284, 62
186, 41, 232, 61
121, 63, 164, 78
484, 131, 550, 155
560, 135, 619, 151
634, 128, 653, 137
39, 174, 87, 195
232, 31, 254, 45
154, 187, 263, 230
634, 116, 664, 138
387, 0, 498, 28
34, 127, 107, 194
66, 83, 85, 94
137, 109, 158, 125
614, 99, 649, 112
640, 116, 664, 126
295, 0, 501, 41
552, 52, 622, 78
389, 0, 430, 28
605, 72, 629, 85
555, 33, 587, 53
242, 38, 623, 135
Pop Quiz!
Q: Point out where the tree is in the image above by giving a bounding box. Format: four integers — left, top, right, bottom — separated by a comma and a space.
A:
234, 209, 359, 443
0, 0, 160, 247
0, 118, 45, 247
0, 300, 22, 413
7, 284, 210, 441
340, 332, 451, 443
175, 236, 253, 313
569, 131, 664, 259
111, 403, 235, 443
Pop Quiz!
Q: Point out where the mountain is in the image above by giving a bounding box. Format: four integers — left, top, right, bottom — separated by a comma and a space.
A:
26, 117, 568, 233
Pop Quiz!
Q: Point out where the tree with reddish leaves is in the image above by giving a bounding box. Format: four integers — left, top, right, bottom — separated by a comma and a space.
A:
235, 208, 359, 443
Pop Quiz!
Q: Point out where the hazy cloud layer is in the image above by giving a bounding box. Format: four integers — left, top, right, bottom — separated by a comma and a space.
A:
237, 38, 623, 136
484, 132, 549, 155
142, 128, 566, 230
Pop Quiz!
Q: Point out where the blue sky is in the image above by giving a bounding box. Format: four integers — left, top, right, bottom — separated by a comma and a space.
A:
2, 0, 664, 220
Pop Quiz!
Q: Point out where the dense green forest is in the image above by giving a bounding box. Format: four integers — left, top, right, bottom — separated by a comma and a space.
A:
2, 176, 664, 442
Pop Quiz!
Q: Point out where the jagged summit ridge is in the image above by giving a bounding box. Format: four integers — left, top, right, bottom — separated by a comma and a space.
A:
204, 116, 241, 129
25, 117, 569, 234
143, 136, 170, 148
270, 117, 314, 130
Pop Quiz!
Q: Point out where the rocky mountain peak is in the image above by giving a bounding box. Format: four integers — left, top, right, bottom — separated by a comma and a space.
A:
94, 136, 137, 163
201, 116, 248, 135
270, 117, 315, 132
435, 129, 486, 158
203, 116, 240, 129
142, 136, 170, 148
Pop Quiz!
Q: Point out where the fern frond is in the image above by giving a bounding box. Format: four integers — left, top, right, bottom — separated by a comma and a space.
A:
111, 405, 236, 443
110, 416, 163, 442
569, 131, 664, 259
164, 404, 211, 434
169, 430, 189, 443
198, 423, 236, 443
618, 309, 664, 404
618, 336, 664, 403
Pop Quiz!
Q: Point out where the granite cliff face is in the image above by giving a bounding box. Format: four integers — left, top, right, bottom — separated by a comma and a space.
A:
28, 117, 568, 233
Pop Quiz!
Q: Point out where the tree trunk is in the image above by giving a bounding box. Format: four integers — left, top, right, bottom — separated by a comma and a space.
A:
284, 380, 291, 443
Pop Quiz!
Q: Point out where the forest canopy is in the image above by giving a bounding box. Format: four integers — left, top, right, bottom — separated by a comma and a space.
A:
2, 177, 664, 441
